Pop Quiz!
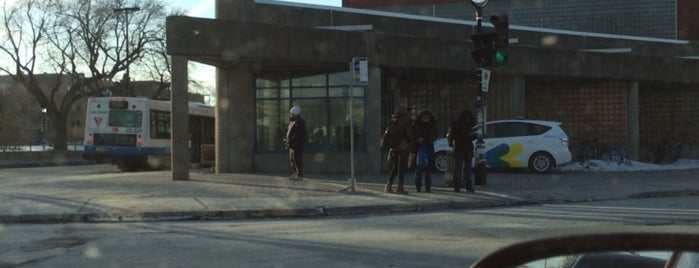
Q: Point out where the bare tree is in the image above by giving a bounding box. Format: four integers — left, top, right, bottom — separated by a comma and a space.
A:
0, 0, 168, 150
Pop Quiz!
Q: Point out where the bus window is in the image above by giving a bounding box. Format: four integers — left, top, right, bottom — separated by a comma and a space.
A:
109, 110, 143, 127
151, 110, 171, 139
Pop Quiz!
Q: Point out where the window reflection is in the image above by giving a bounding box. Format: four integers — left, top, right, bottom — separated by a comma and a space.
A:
256, 72, 365, 153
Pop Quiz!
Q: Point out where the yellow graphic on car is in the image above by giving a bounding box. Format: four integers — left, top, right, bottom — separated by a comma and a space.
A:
486, 143, 524, 168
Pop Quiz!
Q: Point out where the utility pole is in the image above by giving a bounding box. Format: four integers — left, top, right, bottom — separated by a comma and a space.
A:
113, 6, 141, 95
469, 1, 509, 185
470, 0, 488, 185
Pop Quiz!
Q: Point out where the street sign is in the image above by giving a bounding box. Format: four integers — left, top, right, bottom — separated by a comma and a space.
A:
351, 57, 368, 85
481, 68, 491, 92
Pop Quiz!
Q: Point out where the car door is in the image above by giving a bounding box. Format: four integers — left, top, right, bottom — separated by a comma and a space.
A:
484, 122, 538, 168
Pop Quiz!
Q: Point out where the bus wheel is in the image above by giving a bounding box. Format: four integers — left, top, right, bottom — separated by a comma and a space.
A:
117, 161, 139, 172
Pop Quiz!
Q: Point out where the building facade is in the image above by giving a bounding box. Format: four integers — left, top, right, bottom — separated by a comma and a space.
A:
343, 0, 699, 40
166, 0, 699, 176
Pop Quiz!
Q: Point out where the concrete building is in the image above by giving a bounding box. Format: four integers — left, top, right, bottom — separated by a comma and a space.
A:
344, 0, 699, 40
166, 0, 699, 177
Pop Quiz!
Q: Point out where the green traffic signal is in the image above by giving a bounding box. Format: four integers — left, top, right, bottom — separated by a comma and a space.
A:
494, 50, 505, 63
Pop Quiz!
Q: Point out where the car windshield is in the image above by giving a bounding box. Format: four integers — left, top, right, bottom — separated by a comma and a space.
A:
1, 0, 698, 267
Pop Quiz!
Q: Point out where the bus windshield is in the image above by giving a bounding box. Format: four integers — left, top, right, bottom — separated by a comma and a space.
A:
109, 110, 143, 127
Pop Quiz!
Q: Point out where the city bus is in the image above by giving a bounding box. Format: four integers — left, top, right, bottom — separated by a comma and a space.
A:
82, 97, 215, 171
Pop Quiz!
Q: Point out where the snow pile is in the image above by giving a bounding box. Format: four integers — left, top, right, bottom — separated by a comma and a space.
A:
559, 159, 699, 172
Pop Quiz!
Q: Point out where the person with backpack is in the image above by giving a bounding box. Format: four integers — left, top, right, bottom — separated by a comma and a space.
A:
447, 110, 478, 192
410, 110, 438, 193
381, 108, 414, 195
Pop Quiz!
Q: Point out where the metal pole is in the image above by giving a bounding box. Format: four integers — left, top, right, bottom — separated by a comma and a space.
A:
474, 7, 488, 185
349, 83, 356, 192
125, 10, 129, 93
113, 7, 140, 94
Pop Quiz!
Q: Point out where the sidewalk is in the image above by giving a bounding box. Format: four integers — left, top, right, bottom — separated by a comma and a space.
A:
0, 165, 698, 224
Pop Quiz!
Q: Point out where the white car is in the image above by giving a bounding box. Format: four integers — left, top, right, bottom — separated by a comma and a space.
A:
432, 119, 572, 173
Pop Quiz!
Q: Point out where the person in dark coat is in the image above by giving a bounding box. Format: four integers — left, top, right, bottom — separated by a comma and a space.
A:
384, 108, 414, 194
286, 106, 306, 181
410, 110, 438, 193
447, 110, 477, 192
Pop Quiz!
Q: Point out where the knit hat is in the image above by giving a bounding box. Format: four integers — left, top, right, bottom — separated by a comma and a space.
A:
290, 106, 301, 115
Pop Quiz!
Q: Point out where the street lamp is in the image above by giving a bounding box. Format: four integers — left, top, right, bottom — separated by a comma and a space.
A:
471, 0, 488, 38
41, 107, 47, 151
113, 6, 141, 95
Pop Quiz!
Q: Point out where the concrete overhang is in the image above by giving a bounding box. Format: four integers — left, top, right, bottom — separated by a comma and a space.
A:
167, 16, 699, 83
166, 16, 472, 77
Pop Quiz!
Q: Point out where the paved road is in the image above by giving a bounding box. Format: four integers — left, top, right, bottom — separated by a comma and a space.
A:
1, 196, 696, 267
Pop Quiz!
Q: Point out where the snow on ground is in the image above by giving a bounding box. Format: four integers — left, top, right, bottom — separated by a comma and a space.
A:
559, 159, 699, 172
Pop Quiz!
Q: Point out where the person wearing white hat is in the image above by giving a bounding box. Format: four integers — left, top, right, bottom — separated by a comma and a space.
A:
286, 106, 306, 181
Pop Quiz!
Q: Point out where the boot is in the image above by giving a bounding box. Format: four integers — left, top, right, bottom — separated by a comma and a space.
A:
384, 184, 393, 193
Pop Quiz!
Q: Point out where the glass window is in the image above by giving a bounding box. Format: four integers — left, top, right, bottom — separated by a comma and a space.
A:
294, 99, 328, 151
150, 110, 171, 139
329, 87, 365, 98
526, 124, 552, 136
109, 110, 142, 128
256, 88, 279, 99
489, 122, 529, 138
256, 100, 289, 151
329, 87, 350, 98
329, 72, 350, 86
255, 71, 364, 153
256, 79, 279, 88
292, 74, 325, 87
291, 87, 326, 98
329, 98, 364, 151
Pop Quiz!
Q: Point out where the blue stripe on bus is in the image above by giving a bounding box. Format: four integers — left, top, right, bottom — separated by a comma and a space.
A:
83, 146, 171, 155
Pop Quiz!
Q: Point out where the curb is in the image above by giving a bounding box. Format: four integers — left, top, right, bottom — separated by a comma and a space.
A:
1, 189, 695, 224
0, 199, 535, 224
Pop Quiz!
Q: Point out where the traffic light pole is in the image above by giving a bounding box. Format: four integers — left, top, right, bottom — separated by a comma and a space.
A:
473, 6, 488, 185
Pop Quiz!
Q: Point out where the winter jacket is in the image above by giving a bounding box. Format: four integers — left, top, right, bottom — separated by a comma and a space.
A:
409, 110, 438, 169
386, 109, 414, 153
286, 116, 306, 150
447, 111, 477, 159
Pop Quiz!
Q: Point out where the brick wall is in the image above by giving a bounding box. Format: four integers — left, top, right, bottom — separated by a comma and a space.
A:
640, 84, 699, 146
525, 79, 629, 147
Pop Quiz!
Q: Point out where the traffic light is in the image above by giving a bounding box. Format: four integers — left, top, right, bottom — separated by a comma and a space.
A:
470, 33, 497, 67
490, 14, 508, 65
470, 14, 509, 67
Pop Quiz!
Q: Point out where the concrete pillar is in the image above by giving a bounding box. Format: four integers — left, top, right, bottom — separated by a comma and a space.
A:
627, 81, 640, 160
215, 64, 255, 173
511, 75, 526, 118
365, 66, 383, 175
171, 56, 189, 180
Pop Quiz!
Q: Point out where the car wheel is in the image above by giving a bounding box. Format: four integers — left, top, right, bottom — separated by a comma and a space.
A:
433, 151, 447, 173
529, 152, 555, 173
